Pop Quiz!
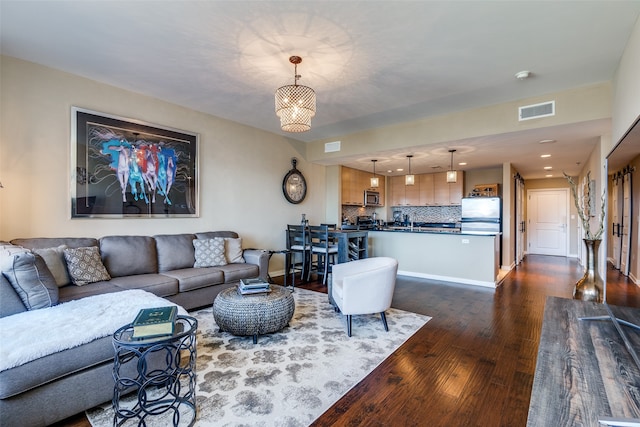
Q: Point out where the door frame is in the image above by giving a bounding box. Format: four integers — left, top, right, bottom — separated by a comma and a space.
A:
526, 188, 570, 257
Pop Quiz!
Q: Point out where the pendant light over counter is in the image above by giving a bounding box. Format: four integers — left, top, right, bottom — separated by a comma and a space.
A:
405, 155, 415, 186
446, 149, 458, 183
370, 159, 379, 188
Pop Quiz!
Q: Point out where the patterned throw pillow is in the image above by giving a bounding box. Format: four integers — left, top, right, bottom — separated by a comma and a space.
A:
193, 238, 227, 268
63, 246, 111, 286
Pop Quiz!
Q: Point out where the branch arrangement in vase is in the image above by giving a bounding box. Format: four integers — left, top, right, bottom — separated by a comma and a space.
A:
564, 171, 605, 240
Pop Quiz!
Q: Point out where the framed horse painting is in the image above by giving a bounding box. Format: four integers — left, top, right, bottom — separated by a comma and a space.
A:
71, 107, 198, 218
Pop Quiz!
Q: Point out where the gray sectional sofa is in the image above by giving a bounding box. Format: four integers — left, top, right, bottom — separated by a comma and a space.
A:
0, 231, 268, 426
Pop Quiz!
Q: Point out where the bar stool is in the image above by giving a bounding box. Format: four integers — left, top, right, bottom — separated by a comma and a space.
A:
308, 225, 338, 285
286, 224, 310, 287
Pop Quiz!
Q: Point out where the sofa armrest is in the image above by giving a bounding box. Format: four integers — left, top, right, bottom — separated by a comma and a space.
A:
242, 249, 269, 282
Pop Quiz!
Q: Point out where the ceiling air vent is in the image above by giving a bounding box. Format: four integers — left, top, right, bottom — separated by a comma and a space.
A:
518, 101, 555, 121
324, 141, 341, 153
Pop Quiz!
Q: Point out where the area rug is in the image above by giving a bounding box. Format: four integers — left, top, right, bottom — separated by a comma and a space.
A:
86, 288, 430, 426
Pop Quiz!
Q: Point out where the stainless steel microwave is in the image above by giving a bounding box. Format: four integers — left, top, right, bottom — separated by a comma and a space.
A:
364, 190, 380, 206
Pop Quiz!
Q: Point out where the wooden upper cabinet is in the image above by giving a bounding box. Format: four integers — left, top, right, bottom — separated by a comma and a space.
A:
390, 175, 406, 206
392, 172, 464, 206
432, 171, 465, 206
448, 173, 464, 205
404, 179, 420, 205
419, 173, 435, 206
433, 172, 450, 205
341, 166, 385, 206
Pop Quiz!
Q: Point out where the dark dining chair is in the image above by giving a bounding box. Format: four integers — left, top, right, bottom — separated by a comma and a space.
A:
308, 224, 338, 285
286, 224, 310, 287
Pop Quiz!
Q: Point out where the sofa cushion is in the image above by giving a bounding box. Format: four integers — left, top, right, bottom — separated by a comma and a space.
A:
33, 245, 70, 287
0, 335, 113, 399
99, 236, 158, 277
57, 280, 124, 303
161, 268, 225, 292
1, 252, 58, 310
64, 247, 111, 286
154, 233, 196, 272
225, 237, 245, 263
215, 263, 260, 283
193, 238, 227, 267
108, 274, 179, 298
0, 290, 186, 398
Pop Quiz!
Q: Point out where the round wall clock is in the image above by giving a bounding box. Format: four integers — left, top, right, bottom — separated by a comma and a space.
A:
282, 158, 307, 204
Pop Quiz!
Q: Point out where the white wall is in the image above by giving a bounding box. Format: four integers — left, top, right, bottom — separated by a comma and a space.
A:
612, 15, 640, 146
0, 56, 326, 273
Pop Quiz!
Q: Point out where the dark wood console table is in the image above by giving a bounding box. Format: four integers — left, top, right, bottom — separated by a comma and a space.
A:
527, 297, 640, 426
329, 230, 369, 263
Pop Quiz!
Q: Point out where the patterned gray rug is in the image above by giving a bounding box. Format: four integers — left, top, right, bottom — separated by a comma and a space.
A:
86, 288, 430, 426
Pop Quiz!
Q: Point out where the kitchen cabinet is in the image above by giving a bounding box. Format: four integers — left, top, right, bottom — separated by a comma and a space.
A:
341, 166, 385, 206
390, 175, 420, 206
390, 175, 407, 206
419, 173, 435, 205
434, 171, 464, 205
392, 171, 464, 206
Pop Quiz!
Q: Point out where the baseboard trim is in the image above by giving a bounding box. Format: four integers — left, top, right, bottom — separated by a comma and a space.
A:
397, 270, 497, 289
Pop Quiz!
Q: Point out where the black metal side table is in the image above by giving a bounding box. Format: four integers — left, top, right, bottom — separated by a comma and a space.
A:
268, 249, 291, 288
112, 315, 198, 427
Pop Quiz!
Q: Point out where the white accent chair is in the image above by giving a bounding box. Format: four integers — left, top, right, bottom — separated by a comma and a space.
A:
331, 257, 399, 337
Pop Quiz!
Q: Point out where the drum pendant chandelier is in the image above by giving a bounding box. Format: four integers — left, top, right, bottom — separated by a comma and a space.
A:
275, 56, 316, 133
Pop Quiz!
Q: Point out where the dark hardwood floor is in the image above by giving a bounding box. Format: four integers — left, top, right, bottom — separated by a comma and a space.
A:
53, 255, 640, 427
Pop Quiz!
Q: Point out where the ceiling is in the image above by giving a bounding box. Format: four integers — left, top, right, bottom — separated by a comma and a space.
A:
2, 1, 640, 179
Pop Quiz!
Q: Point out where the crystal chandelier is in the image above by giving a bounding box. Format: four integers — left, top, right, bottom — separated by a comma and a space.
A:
275, 56, 316, 133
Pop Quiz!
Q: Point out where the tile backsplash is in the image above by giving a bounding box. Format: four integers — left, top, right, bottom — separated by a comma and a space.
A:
342, 205, 461, 224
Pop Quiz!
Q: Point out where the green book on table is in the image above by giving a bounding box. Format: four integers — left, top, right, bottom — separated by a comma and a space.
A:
132, 306, 177, 339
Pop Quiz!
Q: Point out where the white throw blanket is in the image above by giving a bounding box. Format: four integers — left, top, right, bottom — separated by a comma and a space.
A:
0, 290, 187, 372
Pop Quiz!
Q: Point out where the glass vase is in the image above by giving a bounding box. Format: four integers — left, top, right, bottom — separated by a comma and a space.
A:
573, 239, 604, 303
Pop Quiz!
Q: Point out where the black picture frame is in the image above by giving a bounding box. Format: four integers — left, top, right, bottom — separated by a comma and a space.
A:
71, 107, 198, 218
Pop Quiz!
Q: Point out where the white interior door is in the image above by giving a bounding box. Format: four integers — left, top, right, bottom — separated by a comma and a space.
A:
620, 172, 632, 275
527, 189, 568, 256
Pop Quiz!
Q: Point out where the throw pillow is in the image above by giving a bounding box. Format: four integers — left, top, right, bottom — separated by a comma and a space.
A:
63, 246, 111, 286
33, 245, 71, 287
224, 237, 245, 264
193, 238, 227, 268
0, 252, 59, 310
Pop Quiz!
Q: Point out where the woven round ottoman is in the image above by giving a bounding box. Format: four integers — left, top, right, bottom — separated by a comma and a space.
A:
213, 285, 295, 343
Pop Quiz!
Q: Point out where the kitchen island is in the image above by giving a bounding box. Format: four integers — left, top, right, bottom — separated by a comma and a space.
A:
369, 229, 501, 288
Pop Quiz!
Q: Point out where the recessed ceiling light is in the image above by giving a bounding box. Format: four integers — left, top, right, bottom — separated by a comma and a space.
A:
397, 168, 404, 172
387, 169, 393, 173
458, 162, 467, 166
540, 154, 551, 158
539, 139, 556, 144
544, 166, 553, 170
545, 174, 553, 178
